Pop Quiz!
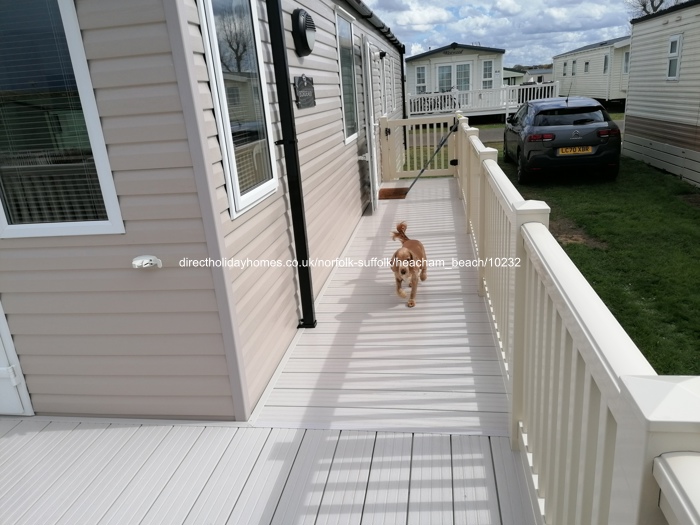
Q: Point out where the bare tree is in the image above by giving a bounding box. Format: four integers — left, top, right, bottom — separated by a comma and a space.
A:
216, 4, 252, 72
625, 0, 685, 16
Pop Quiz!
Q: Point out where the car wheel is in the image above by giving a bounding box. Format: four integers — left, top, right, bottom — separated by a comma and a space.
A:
503, 136, 512, 164
517, 150, 531, 184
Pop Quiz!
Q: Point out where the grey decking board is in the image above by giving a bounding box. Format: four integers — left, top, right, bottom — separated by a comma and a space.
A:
0, 179, 536, 525
253, 407, 509, 436
265, 389, 508, 413
273, 373, 507, 393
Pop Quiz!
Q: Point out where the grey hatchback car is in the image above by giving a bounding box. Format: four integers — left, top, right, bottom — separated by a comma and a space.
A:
503, 96, 621, 183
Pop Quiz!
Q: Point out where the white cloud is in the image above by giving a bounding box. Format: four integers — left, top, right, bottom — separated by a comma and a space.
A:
494, 0, 523, 15
370, 0, 631, 65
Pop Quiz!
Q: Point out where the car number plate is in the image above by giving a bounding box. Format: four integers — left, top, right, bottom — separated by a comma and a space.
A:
559, 146, 593, 155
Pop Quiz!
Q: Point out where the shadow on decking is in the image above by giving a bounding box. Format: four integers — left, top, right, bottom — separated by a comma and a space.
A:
255, 178, 508, 436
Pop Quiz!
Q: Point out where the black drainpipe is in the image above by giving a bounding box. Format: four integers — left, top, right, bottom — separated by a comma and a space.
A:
400, 49, 407, 119
265, 0, 317, 328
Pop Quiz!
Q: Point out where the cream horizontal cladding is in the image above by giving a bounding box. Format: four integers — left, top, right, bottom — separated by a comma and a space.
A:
182, 0, 406, 415
623, 0, 700, 185
0, 0, 236, 419
0, 0, 403, 422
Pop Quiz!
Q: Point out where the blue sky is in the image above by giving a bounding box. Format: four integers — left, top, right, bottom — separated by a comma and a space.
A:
366, 0, 633, 66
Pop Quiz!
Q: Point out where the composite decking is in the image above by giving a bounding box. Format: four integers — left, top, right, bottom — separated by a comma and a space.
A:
0, 179, 534, 525
253, 178, 508, 436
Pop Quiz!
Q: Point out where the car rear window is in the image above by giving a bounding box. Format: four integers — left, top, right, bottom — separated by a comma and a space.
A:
534, 107, 607, 126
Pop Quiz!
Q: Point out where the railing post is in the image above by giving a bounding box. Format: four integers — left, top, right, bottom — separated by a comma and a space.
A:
476, 147, 498, 297
510, 200, 550, 451
466, 130, 480, 237
454, 111, 466, 196
378, 116, 395, 181
607, 376, 700, 524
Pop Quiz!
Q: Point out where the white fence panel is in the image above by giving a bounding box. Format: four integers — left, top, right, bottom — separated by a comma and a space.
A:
457, 116, 700, 525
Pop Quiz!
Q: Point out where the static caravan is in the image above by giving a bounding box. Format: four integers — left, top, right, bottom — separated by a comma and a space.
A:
623, 0, 700, 185
552, 36, 631, 101
524, 68, 554, 84
0, 0, 404, 420
503, 67, 525, 86
405, 42, 506, 94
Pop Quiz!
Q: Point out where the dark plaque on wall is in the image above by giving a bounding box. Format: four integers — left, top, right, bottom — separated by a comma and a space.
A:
294, 75, 316, 109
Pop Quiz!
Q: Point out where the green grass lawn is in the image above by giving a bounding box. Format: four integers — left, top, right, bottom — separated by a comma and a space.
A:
488, 142, 700, 375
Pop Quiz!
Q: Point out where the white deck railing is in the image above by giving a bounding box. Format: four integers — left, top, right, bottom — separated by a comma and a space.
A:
378, 114, 457, 181
382, 112, 700, 524
407, 82, 560, 117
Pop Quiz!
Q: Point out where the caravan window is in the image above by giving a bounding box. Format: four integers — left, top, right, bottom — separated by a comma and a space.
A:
199, 0, 277, 216
336, 11, 358, 140
416, 66, 426, 94
667, 35, 681, 80
0, 0, 123, 238
482, 60, 493, 89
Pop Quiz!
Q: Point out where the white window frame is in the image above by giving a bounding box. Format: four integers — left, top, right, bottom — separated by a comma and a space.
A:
335, 7, 359, 144
390, 57, 396, 111
666, 35, 681, 81
0, 0, 124, 239
563, 61, 567, 76
198, 0, 278, 217
584, 61, 589, 73
623, 51, 630, 75
603, 55, 609, 74
380, 51, 387, 116
482, 60, 493, 89
572, 59, 577, 76
415, 66, 426, 94
455, 63, 471, 91
437, 65, 452, 92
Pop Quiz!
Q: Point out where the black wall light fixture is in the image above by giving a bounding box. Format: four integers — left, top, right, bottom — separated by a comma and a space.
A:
292, 9, 316, 57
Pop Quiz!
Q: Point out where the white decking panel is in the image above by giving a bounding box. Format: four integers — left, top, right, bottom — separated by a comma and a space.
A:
254, 407, 508, 436
0, 418, 22, 439
295, 333, 499, 346
315, 430, 375, 525
99, 425, 205, 525
0, 420, 51, 462
452, 436, 501, 525
0, 177, 534, 525
141, 426, 239, 525
491, 436, 537, 525
283, 358, 502, 376
265, 389, 508, 413
291, 344, 498, 360
270, 429, 340, 525
361, 432, 412, 525
0, 421, 79, 498
409, 433, 454, 524
15, 424, 140, 525
273, 373, 507, 393
0, 421, 536, 525
1, 423, 109, 524
183, 427, 270, 525
55, 425, 174, 525
226, 428, 305, 525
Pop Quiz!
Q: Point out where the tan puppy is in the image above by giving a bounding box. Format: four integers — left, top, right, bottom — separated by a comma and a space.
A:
390, 222, 427, 307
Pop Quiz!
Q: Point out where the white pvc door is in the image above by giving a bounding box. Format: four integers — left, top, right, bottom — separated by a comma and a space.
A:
0, 301, 33, 415
362, 35, 380, 211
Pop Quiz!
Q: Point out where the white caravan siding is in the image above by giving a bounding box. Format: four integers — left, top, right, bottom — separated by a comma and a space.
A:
0, 0, 234, 419
406, 50, 504, 93
612, 45, 630, 99
552, 38, 630, 101
195, 0, 404, 412
0, 0, 404, 420
623, 3, 700, 185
